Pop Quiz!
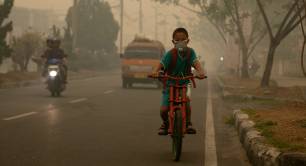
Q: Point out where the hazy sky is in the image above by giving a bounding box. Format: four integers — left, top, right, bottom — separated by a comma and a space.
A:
15, 0, 73, 10
14, 0, 200, 49
11, 0, 213, 69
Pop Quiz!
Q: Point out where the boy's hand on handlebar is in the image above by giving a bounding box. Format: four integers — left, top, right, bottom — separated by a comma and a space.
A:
149, 72, 159, 78
197, 72, 206, 79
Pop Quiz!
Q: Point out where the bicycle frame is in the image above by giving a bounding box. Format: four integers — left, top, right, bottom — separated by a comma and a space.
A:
168, 82, 188, 135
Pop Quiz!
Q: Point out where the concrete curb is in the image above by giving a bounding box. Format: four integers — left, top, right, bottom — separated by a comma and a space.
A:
233, 110, 306, 166
233, 110, 281, 166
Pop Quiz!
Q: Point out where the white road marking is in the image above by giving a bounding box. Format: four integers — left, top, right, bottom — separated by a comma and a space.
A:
205, 80, 218, 166
79, 76, 105, 82
3, 112, 38, 121
104, 90, 114, 94
69, 98, 88, 104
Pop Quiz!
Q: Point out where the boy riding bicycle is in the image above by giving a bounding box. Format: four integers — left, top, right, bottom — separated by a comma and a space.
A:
151, 27, 205, 135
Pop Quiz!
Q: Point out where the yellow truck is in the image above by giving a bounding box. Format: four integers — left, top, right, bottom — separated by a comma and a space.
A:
121, 36, 165, 88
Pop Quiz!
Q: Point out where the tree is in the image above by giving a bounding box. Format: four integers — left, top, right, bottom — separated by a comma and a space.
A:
155, 0, 229, 45
66, 0, 119, 56
11, 31, 44, 72
298, 1, 306, 77
256, 0, 306, 87
51, 25, 61, 38
0, 0, 14, 65
221, 0, 269, 78
62, 24, 78, 71
155, 0, 267, 78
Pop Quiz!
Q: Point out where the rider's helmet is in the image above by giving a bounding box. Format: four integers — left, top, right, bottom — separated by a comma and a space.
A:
47, 37, 61, 49
46, 36, 53, 48
53, 37, 61, 48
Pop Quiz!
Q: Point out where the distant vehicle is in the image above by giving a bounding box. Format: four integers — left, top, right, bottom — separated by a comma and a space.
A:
120, 36, 165, 88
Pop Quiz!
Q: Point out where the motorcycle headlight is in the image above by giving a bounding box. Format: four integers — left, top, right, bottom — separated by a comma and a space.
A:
49, 71, 58, 77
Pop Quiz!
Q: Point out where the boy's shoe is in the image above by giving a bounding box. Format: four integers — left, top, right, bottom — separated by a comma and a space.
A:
158, 123, 168, 135
186, 123, 196, 134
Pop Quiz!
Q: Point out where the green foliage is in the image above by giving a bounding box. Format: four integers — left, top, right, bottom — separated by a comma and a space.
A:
66, 0, 119, 70
67, 0, 119, 53
297, 119, 306, 128
254, 119, 304, 151
62, 26, 73, 56
11, 31, 44, 72
225, 116, 235, 126
51, 25, 61, 38
0, 0, 14, 64
241, 108, 257, 117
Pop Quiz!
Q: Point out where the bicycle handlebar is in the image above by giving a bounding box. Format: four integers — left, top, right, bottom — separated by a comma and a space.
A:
148, 74, 207, 80
148, 74, 207, 88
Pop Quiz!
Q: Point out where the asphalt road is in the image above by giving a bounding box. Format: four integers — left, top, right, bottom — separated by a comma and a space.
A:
0, 70, 250, 166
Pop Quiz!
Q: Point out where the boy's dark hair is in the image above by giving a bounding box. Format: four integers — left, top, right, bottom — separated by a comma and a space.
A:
172, 27, 189, 39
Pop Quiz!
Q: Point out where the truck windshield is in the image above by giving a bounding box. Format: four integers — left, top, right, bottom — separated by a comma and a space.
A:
124, 49, 161, 59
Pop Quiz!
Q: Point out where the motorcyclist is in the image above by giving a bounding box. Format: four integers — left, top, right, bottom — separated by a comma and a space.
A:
41, 37, 68, 83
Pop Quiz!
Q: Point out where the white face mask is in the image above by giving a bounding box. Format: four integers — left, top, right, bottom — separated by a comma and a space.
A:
175, 41, 187, 52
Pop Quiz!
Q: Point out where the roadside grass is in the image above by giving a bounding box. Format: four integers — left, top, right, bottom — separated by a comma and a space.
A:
225, 116, 235, 126
225, 97, 284, 110
252, 98, 283, 106
297, 119, 306, 128
241, 108, 305, 152
222, 74, 306, 153
241, 108, 257, 117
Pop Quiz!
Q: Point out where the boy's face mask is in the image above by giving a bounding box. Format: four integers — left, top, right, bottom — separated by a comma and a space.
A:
173, 39, 188, 52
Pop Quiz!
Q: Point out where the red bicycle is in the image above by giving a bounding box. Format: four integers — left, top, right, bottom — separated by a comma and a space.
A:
149, 74, 206, 161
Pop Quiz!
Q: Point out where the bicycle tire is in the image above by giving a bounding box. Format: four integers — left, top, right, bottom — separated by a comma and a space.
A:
172, 110, 183, 161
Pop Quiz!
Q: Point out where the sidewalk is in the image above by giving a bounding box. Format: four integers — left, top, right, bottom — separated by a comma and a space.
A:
272, 76, 306, 87
218, 75, 306, 102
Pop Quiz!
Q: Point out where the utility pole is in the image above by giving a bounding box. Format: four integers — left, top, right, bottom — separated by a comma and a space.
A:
154, 3, 158, 40
120, 0, 124, 54
72, 0, 78, 51
139, 0, 143, 34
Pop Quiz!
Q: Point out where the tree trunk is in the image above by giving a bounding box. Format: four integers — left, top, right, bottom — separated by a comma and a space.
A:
24, 58, 29, 72
241, 46, 249, 78
19, 64, 25, 72
237, 48, 241, 76
261, 42, 277, 87
235, 16, 249, 78
301, 40, 306, 77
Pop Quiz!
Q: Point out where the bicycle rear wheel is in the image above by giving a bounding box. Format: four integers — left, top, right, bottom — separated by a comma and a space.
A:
172, 110, 183, 161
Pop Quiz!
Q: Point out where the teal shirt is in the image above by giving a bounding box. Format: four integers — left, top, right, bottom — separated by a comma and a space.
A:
160, 48, 198, 85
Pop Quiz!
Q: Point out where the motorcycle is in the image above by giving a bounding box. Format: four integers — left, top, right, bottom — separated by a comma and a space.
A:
46, 59, 65, 97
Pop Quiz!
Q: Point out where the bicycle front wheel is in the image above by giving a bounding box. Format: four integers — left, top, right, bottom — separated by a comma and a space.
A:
172, 110, 183, 161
